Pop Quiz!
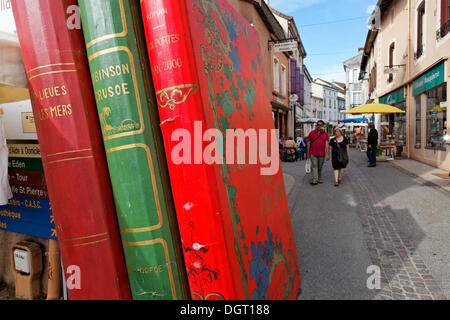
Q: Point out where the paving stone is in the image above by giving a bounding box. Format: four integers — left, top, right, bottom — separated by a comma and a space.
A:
412, 282, 426, 288
405, 293, 419, 300
403, 286, 415, 293
392, 293, 406, 300
391, 286, 403, 294
415, 287, 431, 295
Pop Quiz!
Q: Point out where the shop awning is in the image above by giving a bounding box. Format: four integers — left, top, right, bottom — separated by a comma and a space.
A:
346, 102, 406, 115
342, 117, 369, 123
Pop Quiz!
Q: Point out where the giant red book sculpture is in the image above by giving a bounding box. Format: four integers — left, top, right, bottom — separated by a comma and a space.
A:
141, 0, 301, 299
12, 0, 131, 299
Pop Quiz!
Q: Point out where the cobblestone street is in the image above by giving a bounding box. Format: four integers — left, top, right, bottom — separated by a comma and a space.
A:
284, 149, 449, 300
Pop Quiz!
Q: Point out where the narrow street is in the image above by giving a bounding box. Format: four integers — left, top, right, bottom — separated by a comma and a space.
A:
284, 149, 449, 300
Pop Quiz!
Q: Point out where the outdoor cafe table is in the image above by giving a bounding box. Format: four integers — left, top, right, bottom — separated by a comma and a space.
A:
380, 143, 396, 160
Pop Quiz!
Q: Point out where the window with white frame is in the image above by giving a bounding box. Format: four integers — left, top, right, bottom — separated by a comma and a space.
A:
273, 57, 279, 92
352, 92, 362, 105
281, 64, 286, 95
353, 69, 359, 83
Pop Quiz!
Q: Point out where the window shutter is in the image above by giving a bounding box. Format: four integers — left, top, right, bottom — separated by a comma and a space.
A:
442, 0, 448, 26
290, 59, 297, 94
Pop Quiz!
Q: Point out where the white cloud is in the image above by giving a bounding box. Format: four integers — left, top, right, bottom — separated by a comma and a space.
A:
267, 0, 326, 14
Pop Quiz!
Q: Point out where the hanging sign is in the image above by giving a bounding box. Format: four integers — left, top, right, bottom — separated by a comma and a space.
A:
274, 40, 298, 53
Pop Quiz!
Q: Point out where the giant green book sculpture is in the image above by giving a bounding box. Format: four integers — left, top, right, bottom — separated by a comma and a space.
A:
79, 0, 189, 300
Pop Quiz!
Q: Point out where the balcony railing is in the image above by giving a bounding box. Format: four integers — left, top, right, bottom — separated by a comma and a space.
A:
414, 45, 423, 60
436, 20, 450, 40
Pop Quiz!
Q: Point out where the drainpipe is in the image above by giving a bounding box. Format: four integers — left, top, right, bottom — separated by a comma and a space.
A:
46, 240, 61, 300
407, 0, 412, 159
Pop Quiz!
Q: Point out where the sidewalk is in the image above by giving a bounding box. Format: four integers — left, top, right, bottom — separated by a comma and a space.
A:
389, 158, 449, 193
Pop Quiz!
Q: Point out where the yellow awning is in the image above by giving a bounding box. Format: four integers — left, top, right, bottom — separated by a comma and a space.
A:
346, 102, 406, 115
0, 84, 30, 104
429, 105, 447, 112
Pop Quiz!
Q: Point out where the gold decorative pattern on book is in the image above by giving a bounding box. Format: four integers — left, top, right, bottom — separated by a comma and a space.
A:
123, 238, 177, 299
85, 0, 128, 49
59, 232, 110, 248
107, 143, 163, 233
43, 148, 94, 166
26, 63, 76, 74
155, 84, 199, 110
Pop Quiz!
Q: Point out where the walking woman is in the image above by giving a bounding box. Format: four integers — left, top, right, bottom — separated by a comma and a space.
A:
328, 128, 350, 186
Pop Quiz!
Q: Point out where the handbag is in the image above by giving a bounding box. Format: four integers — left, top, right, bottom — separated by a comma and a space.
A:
305, 159, 311, 174
335, 139, 349, 166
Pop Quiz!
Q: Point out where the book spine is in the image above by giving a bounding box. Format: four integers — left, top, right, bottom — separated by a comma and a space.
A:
140, 0, 245, 299
78, 0, 189, 300
11, 0, 131, 300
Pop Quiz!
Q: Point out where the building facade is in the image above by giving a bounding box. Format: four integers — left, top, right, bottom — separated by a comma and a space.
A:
269, 4, 307, 138
332, 82, 347, 121
343, 49, 365, 117
361, 0, 449, 171
314, 78, 340, 125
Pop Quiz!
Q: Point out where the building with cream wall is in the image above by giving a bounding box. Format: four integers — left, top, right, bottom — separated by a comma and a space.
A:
361, 0, 449, 171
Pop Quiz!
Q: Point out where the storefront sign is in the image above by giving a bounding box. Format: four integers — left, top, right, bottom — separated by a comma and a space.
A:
274, 41, 298, 53
379, 86, 405, 105
413, 61, 446, 96
0, 142, 56, 239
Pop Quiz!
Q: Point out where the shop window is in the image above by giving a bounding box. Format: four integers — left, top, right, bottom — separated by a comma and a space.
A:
392, 102, 407, 147
426, 83, 447, 150
415, 96, 421, 148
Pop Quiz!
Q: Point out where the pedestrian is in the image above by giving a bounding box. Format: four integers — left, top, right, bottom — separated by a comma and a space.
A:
307, 120, 330, 185
279, 136, 286, 162
284, 137, 297, 161
367, 123, 378, 167
328, 128, 350, 186
295, 133, 306, 161
354, 126, 362, 151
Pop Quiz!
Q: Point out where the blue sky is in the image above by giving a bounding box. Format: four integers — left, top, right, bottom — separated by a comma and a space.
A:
1, 1, 378, 83
268, 0, 377, 83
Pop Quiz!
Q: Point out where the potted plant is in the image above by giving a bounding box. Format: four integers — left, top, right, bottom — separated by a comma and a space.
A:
376, 146, 387, 162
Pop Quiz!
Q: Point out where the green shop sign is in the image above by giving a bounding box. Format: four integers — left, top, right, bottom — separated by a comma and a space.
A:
413, 61, 445, 96
379, 86, 405, 105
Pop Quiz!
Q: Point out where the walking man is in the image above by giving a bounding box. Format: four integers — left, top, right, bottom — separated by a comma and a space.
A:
307, 120, 330, 185
367, 123, 378, 167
